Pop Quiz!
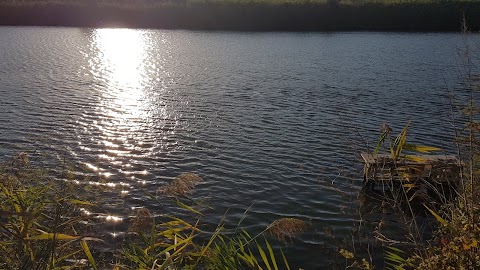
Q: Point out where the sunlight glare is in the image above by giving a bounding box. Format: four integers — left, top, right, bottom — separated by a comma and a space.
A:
94, 28, 148, 89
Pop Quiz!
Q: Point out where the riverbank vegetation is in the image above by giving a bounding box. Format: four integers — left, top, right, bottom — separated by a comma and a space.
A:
0, 0, 479, 30
0, 153, 308, 269
403, 30, 480, 269
1, 128, 477, 269
335, 28, 480, 269
353, 124, 479, 269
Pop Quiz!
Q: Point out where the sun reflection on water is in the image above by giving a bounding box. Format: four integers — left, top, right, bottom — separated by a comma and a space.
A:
94, 28, 149, 90
93, 28, 149, 128
74, 29, 180, 235
79, 29, 179, 185
88, 28, 154, 178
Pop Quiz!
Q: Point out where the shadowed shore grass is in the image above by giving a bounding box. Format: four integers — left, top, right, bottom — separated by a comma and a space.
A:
0, 0, 479, 31
0, 153, 308, 269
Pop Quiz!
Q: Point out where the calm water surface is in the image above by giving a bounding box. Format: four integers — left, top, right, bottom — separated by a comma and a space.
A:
0, 27, 471, 268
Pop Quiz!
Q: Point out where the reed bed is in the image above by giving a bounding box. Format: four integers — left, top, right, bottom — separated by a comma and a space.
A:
0, 153, 307, 269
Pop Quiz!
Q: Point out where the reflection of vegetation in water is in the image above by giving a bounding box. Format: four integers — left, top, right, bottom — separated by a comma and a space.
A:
0, 153, 308, 269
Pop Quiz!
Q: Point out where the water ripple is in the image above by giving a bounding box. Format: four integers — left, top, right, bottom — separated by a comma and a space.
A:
0, 28, 472, 268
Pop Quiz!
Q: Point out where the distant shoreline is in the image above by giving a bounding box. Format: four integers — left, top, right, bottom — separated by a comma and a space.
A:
1, 2, 479, 31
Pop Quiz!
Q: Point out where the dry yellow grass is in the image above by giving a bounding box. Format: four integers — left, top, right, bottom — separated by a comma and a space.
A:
158, 173, 203, 196
128, 208, 153, 233
267, 217, 308, 241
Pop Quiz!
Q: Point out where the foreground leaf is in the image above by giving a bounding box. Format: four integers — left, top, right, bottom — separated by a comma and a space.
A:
26, 233, 80, 240
68, 199, 95, 206
81, 240, 97, 270
423, 204, 448, 226
403, 144, 441, 153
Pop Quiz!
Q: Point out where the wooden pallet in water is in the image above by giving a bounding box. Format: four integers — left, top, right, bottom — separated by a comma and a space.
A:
360, 153, 462, 187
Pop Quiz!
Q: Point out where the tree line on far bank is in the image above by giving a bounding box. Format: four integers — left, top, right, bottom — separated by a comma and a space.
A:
0, 0, 479, 31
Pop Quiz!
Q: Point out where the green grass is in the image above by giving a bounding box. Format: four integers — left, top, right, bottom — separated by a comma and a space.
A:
0, 153, 100, 269
0, 153, 306, 269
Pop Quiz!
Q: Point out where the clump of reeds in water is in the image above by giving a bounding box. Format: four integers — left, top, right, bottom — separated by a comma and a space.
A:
267, 217, 308, 241
158, 173, 203, 196
128, 208, 153, 233
2, 152, 29, 181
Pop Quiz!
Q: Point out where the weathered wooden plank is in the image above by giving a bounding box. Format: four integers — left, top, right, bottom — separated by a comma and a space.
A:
361, 153, 459, 165
360, 152, 461, 185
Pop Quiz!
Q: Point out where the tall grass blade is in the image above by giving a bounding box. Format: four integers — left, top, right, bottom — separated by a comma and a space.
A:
68, 199, 95, 206
384, 246, 410, 270
265, 238, 278, 270
248, 249, 262, 270
280, 249, 290, 270
374, 132, 388, 157
158, 235, 193, 270
386, 246, 406, 254
394, 121, 410, 159
423, 204, 448, 226
26, 233, 79, 240
145, 235, 194, 256
195, 226, 222, 266
175, 199, 203, 216
257, 241, 272, 270
80, 240, 97, 270
403, 144, 441, 153
385, 251, 405, 263
242, 229, 252, 239
235, 204, 253, 232
56, 249, 82, 264
403, 183, 416, 192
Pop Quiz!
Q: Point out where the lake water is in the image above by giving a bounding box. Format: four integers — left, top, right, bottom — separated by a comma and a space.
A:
0, 27, 472, 268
